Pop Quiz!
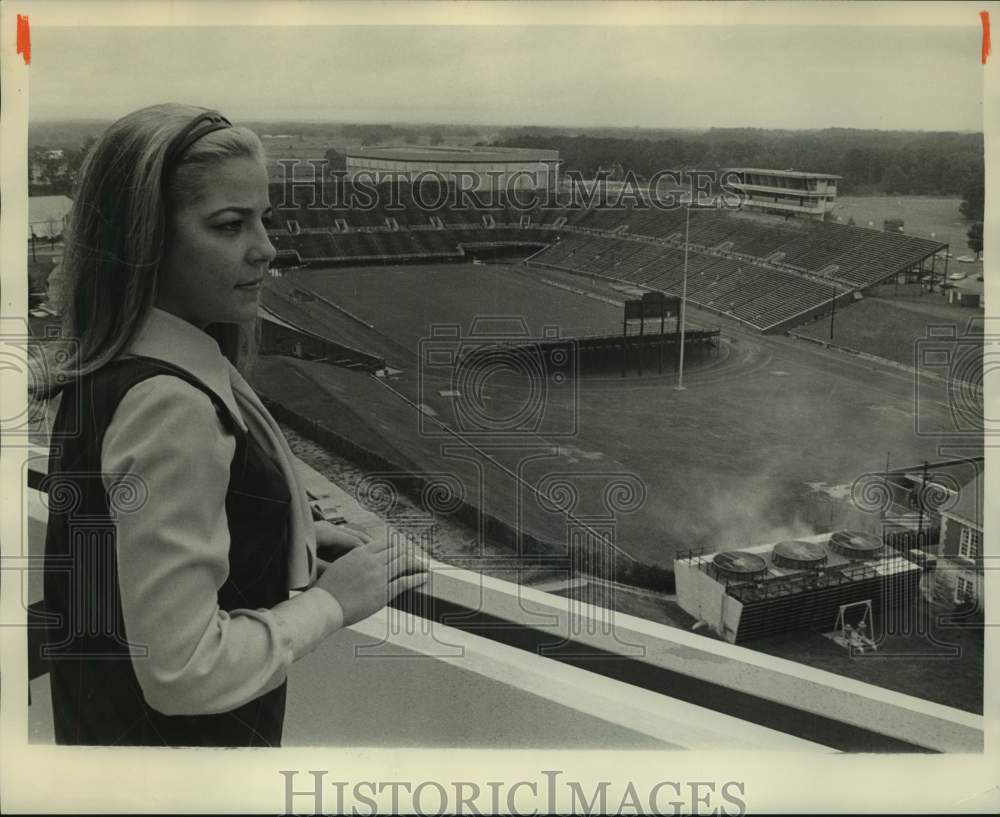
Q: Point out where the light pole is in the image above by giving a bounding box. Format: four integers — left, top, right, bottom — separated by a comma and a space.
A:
676, 204, 690, 391
829, 281, 836, 340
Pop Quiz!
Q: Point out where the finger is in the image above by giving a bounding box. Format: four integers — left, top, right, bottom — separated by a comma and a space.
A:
332, 534, 365, 551
348, 528, 373, 543
380, 540, 421, 565
387, 571, 429, 598
366, 542, 395, 566
330, 525, 370, 545
385, 548, 429, 576
365, 534, 393, 554
317, 545, 355, 567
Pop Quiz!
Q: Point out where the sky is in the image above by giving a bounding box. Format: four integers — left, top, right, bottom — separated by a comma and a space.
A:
29, 23, 985, 131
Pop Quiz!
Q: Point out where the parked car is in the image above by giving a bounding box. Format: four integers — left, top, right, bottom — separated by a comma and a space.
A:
948, 272, 967, 281
957, 255, 976, 263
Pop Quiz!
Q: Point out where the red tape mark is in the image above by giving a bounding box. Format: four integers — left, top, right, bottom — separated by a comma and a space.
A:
16, 14, 30, 65
982, 10, 991, 65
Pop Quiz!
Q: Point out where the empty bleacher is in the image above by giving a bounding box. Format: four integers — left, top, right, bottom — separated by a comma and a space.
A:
528, 231, 853, 332
268, 180, 945, 333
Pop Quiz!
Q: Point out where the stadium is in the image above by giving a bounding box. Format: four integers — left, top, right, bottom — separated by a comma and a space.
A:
227, 159, 983, 698
267, 173, 949, 333
26, 154, 985, 752
246, 162, 979, 605
255, 164, 971, 563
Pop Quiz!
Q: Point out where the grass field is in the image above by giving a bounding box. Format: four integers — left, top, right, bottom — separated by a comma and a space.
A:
257, 262, 974, 569
795, 291, 985, 370
832, 195, 981, 263
750, 600, 983, 715
290, 263, 627, 354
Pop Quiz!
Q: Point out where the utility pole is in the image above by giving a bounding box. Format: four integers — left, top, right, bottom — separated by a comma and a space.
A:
917, 460, 928, 549
676, 204, 690, 391
829, 281, 836, 340
881, 451, 892, 522
658, 306, 665, 374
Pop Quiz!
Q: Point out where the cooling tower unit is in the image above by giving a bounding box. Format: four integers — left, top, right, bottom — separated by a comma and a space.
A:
829, 530, 884, 560
711, 550, 768, 582
771, 539, 828, 570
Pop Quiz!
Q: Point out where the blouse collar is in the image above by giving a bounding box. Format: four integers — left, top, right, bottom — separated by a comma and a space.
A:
124, 308, 248, 433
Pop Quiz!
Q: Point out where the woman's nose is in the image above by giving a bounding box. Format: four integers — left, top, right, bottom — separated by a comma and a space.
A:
251, 225, 277, 265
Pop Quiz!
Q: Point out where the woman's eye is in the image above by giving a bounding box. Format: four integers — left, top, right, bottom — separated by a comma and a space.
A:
216, 221, 242, 233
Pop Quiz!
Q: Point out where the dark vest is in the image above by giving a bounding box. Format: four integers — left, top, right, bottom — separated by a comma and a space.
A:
42, 355, 291, 746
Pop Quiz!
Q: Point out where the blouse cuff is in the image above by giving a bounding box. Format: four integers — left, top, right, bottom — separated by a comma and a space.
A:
272, 587, 345, 661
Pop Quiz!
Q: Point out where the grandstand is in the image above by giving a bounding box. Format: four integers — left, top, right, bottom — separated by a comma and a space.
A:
267, 181, 948, 334
528, 211, 946, 331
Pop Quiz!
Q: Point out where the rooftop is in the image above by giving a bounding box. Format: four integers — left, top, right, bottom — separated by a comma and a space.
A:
28, 195, 73, 223
946, 277, 985, 296
725, 167, 842, 180
945, 472, 984, 529
686, 532, 920, 602
892, 457, 983, 494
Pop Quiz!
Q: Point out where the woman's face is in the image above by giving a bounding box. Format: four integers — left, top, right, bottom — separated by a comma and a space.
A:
156, 156, 276, 328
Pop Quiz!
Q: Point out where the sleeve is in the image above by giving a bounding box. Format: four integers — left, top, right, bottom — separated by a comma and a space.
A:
101, 375, 345, 717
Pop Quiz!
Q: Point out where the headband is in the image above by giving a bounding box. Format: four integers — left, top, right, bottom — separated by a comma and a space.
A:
163, 111, 233, 173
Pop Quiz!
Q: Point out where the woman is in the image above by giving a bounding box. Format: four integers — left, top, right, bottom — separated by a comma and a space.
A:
35, 103, 427, 746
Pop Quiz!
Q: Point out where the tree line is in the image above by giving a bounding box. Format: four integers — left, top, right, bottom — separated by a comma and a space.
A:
491, 127, 985, 220
29, 122, 986, 224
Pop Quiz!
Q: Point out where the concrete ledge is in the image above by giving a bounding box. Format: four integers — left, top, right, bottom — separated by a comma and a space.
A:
420, 564, 982, 753
339, 608, 829, 751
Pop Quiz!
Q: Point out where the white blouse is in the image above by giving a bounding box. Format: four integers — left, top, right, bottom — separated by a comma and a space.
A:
100, 308, 343, 717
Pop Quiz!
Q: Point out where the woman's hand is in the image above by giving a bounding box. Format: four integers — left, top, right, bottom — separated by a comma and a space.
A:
314, 519, 371, 564
312, 537, 429, 627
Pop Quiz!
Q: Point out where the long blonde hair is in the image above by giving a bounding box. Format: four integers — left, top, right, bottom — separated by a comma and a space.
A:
32, 103, 266, 398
